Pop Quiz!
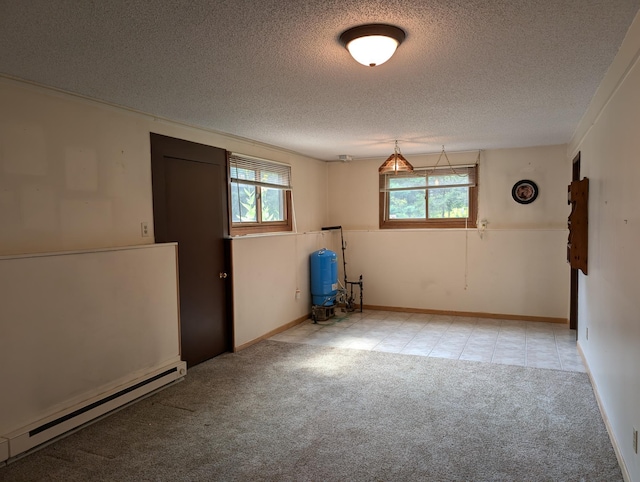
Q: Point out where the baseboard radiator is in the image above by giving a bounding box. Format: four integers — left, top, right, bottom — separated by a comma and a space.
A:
1, 361, 186, 462
0, 244, 184, 463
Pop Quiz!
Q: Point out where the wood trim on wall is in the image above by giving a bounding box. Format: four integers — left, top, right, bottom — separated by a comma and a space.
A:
235, 304, 568, 353
362, 305, 568, 324
234, 313, 310, 352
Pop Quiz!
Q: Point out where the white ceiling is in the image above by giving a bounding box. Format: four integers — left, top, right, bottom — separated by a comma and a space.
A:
1, 1, 639, 160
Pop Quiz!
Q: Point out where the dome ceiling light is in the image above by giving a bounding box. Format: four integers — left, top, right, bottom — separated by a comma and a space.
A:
339, 24, 406, 67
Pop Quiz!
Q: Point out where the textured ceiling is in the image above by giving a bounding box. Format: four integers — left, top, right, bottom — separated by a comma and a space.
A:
1, 1, 639, 160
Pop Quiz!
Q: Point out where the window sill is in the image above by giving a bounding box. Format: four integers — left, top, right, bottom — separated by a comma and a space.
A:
380, 221, 478, 230
227, 231, 299, 239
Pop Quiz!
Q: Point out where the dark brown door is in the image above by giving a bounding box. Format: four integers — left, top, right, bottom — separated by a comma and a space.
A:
569, 152, 580, 333
150, 133, 232, 367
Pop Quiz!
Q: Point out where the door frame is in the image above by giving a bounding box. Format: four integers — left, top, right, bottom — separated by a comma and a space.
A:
150, 133, 234, 359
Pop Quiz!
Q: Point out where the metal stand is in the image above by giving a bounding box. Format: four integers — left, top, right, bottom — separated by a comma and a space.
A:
321, 225, 364, 314
345, 275, 363, 313
311, 304, 336, 323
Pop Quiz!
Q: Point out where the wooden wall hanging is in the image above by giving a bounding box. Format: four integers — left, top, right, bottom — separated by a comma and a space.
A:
567, 177, 589, 275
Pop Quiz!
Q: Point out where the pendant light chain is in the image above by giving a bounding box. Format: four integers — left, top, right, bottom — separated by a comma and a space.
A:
430, 146, 482, 177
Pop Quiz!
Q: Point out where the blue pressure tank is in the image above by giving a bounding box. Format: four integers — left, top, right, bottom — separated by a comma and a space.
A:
310, 248, 338, 306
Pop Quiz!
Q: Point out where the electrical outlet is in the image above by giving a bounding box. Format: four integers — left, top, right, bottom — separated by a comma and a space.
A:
295, 289, 301, 300
141, 222, 149, 237
633, 428, 638, 454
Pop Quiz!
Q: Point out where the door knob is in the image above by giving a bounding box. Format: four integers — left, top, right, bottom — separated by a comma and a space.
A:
219, 272, 228, 279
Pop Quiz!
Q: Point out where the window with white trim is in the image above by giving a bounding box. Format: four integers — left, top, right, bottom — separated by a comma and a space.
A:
228, 153, 293, 235
380, 165, 478, 229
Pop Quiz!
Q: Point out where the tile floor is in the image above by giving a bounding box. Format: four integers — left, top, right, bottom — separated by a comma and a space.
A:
270, 310, 585, 372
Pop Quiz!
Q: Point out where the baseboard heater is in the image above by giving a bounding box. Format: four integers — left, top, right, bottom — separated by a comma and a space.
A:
1, 360, 186, 463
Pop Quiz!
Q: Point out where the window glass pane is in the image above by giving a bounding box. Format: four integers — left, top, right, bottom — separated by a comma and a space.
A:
261, 187, 284, 221
231, 183, 257, 222
428, 187, 469, 218
388, 190, 426, 219
388, 175, 426, 189
428, 173, 469, 186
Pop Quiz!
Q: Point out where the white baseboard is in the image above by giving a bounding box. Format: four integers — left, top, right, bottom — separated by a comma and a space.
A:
577, 341, 630, 482
0, 438, 8, 463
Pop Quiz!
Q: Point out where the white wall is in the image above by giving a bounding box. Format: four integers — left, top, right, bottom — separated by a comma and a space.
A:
327, 146, 570, 319
0, 78, 329, 350
232, 231, 332, 347
0, 244, 180, 437
0, 78, 327, 252
568, 11, 640, 480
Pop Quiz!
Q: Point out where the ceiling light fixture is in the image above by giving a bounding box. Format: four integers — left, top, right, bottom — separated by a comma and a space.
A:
378, 140, 414, 174
339, 24, 406, 67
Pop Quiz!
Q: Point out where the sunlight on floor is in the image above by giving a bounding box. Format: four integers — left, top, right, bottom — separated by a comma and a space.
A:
270, 310, 585, 372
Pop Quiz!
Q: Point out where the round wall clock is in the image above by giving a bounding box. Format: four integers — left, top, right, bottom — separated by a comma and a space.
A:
512, 180, 538, 204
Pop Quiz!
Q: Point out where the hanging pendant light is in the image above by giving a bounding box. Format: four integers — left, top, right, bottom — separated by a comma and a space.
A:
378, 140, 414, 174
340, 24, 406, 67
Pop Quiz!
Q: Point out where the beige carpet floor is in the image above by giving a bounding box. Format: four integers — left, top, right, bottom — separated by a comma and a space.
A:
0, 340, 622, 481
